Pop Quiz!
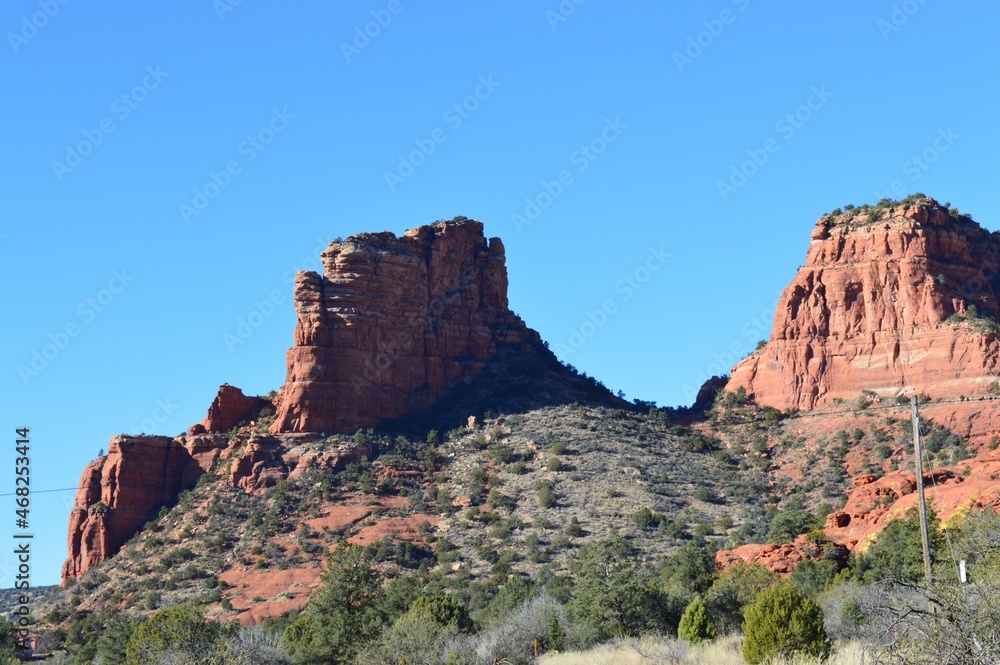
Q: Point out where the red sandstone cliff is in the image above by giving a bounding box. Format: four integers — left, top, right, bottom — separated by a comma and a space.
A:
728, 200, 1000, 411
271, 219, 543, 433
188, 384, 268, 435
62, 433, 228, 581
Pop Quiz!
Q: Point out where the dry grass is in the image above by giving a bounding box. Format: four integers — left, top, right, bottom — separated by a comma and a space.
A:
539, 635, 869, 665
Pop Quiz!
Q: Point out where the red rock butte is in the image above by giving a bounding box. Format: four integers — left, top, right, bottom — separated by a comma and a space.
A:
727, 200, 1000, 411
63, 218, 552, 583
269, 218, 543, 433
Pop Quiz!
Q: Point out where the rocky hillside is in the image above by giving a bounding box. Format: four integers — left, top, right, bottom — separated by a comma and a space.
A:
43, 400, 760, 628
46, 199, 1000, 639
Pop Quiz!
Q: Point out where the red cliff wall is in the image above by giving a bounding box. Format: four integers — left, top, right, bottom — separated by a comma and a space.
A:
271, 219, 542, 433
62, 434, 227, 581
728, 201, 1000, 410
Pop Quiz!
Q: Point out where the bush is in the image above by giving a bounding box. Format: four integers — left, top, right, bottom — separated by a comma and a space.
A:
447, 594, 566, 665
632, 507, 664, 532
569, 539, 668, 639
704, 564, 777, 635
359, 608, 456, 665
742, 581, 830, 665
125, 603, 230, 665
564, 517, 584, 538
283, 545, 392, 663
678, 595, 715, 644
766, 504, 819, 544
854, 507, 942, 583
537, 482, 555, 509
216, 625, 294, 665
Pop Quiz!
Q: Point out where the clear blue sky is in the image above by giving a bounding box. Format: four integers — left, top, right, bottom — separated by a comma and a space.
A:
2, 1, 997, 585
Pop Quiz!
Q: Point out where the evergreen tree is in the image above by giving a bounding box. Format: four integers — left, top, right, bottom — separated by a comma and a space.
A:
742, 581, 830, 665
283, 544, 389, 664
678, 595, 715, 644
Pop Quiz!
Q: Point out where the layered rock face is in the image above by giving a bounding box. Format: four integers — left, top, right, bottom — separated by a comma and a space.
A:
61, 434, 227, 581
728, 201, 1000, 411
189, 384, 268, 435
271, 219, 542, 433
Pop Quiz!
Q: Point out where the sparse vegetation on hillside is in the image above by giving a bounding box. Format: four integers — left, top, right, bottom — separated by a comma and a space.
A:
29, 381, 1000, 664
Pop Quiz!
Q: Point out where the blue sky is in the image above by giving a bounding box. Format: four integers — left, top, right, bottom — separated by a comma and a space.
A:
2, 1, 997, 585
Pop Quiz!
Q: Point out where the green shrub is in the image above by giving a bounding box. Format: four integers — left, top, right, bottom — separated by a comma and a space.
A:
537, 482, 555, 509
632, 507, 664, 531
125, 603, 229, 665
855, 506, 942, 583
409, 595, 472, 630
564, 517, 584, 537
678, 595, 715, 644
569, 539, 666, 638
742, 581, 830, 664
704, 563, 776, 635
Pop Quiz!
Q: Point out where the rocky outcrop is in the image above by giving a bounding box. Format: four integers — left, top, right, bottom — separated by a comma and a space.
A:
728, 199, 1000, 411
62, 434, 227, 581
716, 533, 849, 575
271, 219, 544, 433
823, 457, 1000, 551
223, 436, 376, 494
189, 384, 267, 435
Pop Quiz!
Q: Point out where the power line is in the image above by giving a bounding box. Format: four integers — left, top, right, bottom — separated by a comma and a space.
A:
0, 486, 82, 496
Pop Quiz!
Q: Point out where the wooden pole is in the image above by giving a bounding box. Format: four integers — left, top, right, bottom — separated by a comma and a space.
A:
912, 395, 933, 586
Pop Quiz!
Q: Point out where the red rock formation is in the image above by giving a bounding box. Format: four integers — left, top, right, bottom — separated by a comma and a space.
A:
62, 434, 227, 581
823, 456, 1000, 551
191, 384, 267, 435
716, 533, 849, 575
271, 219, 543, 433
728, 200, 1000, 411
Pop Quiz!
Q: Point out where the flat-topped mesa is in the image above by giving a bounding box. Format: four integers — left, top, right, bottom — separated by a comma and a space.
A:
271, 219, 543, 433
727, 198, 1000, 411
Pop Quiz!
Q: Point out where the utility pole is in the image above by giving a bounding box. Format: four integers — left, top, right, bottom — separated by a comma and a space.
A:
912, 395, 933, 586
